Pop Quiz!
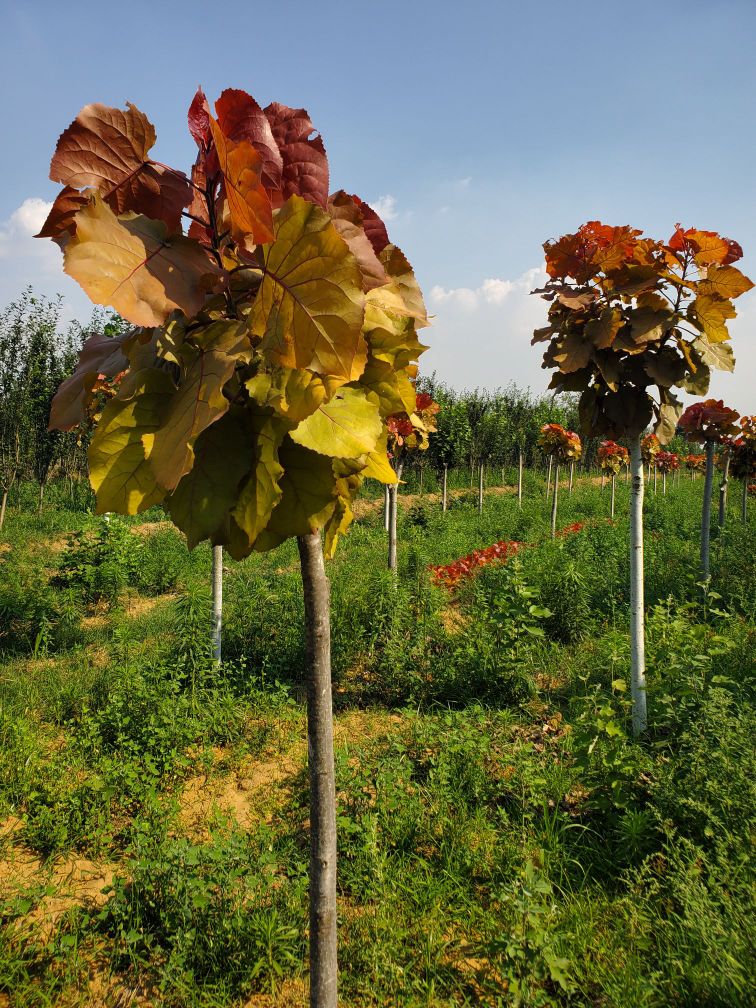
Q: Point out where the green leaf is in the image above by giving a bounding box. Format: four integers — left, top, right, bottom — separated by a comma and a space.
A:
253, 439, 336, 551
166, 410, 254, 549
88, 368, 174, 514
252, 194, 366, 380
289, 386, 382, 458
229, 411, 288, 556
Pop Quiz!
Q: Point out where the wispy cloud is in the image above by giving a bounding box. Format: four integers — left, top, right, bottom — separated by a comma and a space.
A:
430, 266, 545, 312
370, 194, 398, 221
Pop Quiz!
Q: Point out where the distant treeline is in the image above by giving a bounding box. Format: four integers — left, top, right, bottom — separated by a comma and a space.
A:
1, 288, 694, 522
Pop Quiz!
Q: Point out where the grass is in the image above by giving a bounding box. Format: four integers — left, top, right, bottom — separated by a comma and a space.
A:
0, 471, 754, 1006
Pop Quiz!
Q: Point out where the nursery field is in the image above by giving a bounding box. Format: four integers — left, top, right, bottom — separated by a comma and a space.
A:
0, 473, 754, 1008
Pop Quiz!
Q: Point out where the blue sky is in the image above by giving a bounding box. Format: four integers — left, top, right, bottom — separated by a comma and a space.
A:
2, 0, 755, 410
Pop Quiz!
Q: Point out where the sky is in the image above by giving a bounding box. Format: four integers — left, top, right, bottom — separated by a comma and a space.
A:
2, 0, 755, 411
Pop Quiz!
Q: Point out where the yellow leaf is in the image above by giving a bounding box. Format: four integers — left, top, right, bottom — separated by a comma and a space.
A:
289, 386, 382, 458
253, 440, 337, 551
209, 117, 274, 245
252, 195, 366, 380
64, 194, 220, 327
246, 367, 347, 424
229, 411, 287, 556
697, 265, 754, 301
690, 294, 737, 344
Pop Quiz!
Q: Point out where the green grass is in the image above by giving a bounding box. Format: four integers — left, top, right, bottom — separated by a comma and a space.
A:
0, 473, 754, 1006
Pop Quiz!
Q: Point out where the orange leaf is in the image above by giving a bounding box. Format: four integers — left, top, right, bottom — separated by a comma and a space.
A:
208, 117, 274, 246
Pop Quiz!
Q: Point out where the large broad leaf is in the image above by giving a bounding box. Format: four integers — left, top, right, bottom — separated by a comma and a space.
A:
253, 440, 336, 551
353, 196, 390, 254
252, 195, 366, 380
49, 329, 131, 430
693, 335, 735, 373
655, 393, 683, 444
585, 306, 622, 349
359, 431, 399, 484
64, 195, 220, 327
215, 89, 282, 193
208, 117, 274, 245
264, 103, 329, 209
289, 386, 382, 458
88, 368, 175, 514
49, 102, 190, 231
146, 320, 250, 491
364, 295, 428, 370
328, 191, 388, 291
553, 332, 593, 373
643, 347, 687, 388
689, 294, 737, 343
229, 411, 288, 556
245, 367, 346, 424
697, 264, 754, 300
166, 409, 254, 549
375, 245, 429, 326
360, 354, 417, 417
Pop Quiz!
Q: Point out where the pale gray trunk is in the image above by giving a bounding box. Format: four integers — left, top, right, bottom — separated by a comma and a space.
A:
701, 442, 715, 579
418, 465, 424, 496
478, 463, 484, 515
545, 457, 553, 498
388, 462, 402, 573
568, 461, 574, 494
662, 471, 667, 496
212, 544, 223, 665
550, 463, 560, 538
718, 451, 731, 528
297, 532, 338, 1008
610, 474, 616, 519
601, 472, 606, 492
442, 464, 448, 513
743, 478, 749, 523
517, 449, 523, 509
37, 482, 44, 516
0, 489, 7, 530
653, 465, 657, 494
629, 438, 647, 736
383, 486, 390, 531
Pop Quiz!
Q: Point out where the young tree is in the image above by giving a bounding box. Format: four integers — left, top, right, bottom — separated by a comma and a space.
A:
641, 433, 660, 493
41, 88, 429, 1007
385, 393, 438, 571
656, 450, 679, 494
533, 220, 752, 736
597, 440, 629, 518
537, 423, 581, 537
678, 399, 740, 577
683, 452, 706, 480
731, 416, 755, 521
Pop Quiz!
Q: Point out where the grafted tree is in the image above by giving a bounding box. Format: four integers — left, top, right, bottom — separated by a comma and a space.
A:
41, 87, 429, 1007
678, 399, 740, 577
534, 220, 751, 735
537, 423, 581, 536
598, 440, 628, 518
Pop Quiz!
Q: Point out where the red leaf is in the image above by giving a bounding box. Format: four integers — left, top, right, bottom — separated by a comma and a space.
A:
264, 102, 329, 209
216, 89, 283, 193
188, 87, 212, 149
35, 186, 88, 245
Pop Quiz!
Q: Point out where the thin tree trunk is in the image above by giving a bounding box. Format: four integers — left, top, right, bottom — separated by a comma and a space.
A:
37, 482, 44, 516
551, 463, 560, 538
718, 451, 731, 528
297, 532, 337, 1008
518, 449, 523, 509
568, 461, 574, 494
629, 438, 646, 736
418, 465, 424, 496
663, 471, 667, 495
545, 457, 553, 498
701, 441, 715, 579
212, 544, 223, 665
653, 464, 657, 494
388, 462, 402, 573
383, 486, 389, 531
478, 463, 484, 515
0, 489, 7, 530
442, 464, 448, 513
611, 473, 616, 518
743, 478, 748, 523
601, 472, 606, 492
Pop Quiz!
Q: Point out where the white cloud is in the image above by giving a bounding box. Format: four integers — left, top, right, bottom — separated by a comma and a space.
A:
370, 194, 398, 221
421, 264, 755, 414
0, 197, 92, 323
